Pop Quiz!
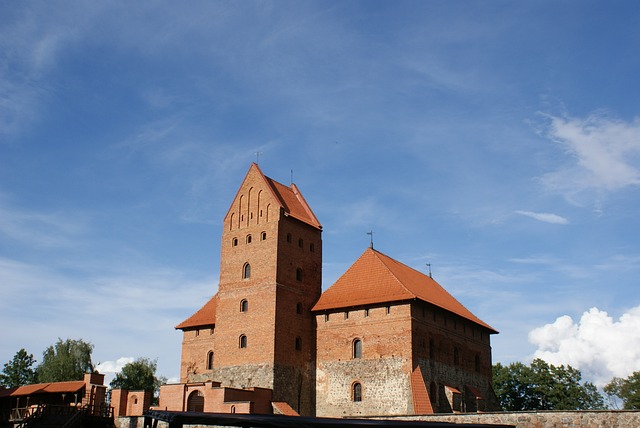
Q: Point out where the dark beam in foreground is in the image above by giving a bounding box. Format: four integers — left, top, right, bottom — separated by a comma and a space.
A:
143, 410, 515, 428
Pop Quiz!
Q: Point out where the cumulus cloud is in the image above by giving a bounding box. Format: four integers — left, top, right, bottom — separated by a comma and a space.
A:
515, 210, 569, 225
95, 357, 134, 374
541, 113, 640, 199
529, 306, 640, 386
95, 357, 135, 387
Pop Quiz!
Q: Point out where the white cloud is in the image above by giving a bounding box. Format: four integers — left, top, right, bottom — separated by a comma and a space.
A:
529, 306, 640, 386
515, 210, 569, 224
95, 357, 134, 375
541, 113, 640, 199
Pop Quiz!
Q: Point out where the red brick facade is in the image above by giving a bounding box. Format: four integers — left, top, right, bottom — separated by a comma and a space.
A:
163, 163, 499, 417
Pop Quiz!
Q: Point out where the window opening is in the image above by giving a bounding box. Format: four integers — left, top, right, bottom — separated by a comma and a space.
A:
352, 382, 362, 402
243, 263, 251, 279
296, 303, 303, 314
206, 351, 214, 370
246, 234, 252, 244
239, 335, 247, 348
261, 231, 267, 240
353, 339, 362, 359
240, 299, 248, 312
296, 268, 303, 281
295, 336, 302, 351
232, 237, 238, 246
310, 243, 315, 252
286, 233, 292, 243
298, 238, 303, 248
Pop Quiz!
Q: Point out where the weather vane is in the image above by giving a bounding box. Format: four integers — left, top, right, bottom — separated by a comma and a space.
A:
255, 151, 263, 164
367, 230, 374, 249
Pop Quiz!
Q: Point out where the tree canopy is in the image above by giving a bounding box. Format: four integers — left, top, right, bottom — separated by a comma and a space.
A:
110, 358, 165, 404
37, 338, 94, 383
605, 371, 640, 410
492, 359, 605, 411
0, 349, 37, 388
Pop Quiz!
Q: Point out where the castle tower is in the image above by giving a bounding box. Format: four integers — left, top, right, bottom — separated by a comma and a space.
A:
176, 163, 322, 415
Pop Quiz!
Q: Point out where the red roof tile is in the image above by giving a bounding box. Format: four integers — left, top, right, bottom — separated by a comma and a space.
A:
312, 248, 497, 333
0, 381, 85, 397
226, 164, 321, 230
176, 294, 218, 330
272, 401, 299, 416
410, 366, 434, 415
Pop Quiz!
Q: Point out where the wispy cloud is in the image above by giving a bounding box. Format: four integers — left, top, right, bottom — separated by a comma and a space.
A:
0, 195, 88, 247
515, 210, 569, 224
540, 112, 640, 201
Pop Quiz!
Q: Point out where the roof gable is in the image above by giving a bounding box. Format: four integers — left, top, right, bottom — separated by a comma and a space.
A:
312, 248, 496, 333
175, 294, 217, 330
224, 163, 321, 229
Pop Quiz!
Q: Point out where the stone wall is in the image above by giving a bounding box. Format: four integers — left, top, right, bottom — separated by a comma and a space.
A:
388, 411, 640, 427
116, 411, 640, 428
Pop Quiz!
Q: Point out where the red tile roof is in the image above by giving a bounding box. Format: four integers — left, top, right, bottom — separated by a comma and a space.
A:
0, 381, 85, 398
271, 401, 300, 416
312, 247, 497, 333
410, 366, 434, 415
228, 164, 321, 230
175, 294, 218, 330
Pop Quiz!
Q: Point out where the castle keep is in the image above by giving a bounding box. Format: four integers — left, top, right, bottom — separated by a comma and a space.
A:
159, 163, 499, 417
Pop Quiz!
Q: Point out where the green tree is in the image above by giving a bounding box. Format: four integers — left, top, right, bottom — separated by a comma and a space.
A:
0, 349, 37, 387
37, 338, 94, 383
605, 371, 640, 410
492, 359, 604, 411
110, 358, 165, 404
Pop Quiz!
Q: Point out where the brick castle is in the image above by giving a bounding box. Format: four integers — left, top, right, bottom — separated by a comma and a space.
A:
158, 163, 500, 417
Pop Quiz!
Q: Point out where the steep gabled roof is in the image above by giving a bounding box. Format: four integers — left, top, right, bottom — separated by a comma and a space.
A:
175, 294, 217, 330
312, 247, 497, 333
225, 163, 321, 229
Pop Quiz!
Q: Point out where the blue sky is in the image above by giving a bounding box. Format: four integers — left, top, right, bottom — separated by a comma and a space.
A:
1, 1, 640, 388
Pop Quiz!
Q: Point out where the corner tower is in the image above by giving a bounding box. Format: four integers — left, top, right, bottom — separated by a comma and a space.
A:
215, 163, 321, 414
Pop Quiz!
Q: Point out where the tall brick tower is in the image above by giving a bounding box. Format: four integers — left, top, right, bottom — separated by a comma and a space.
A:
178, 163, 322, 415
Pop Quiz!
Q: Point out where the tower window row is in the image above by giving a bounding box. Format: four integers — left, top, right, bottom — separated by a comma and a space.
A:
232, 232, 268, 247
241, 262, 304, 282
236, 334, 303, 351
285, 233, 315, 252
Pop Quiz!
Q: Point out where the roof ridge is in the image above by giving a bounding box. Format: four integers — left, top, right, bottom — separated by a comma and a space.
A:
371, 248, 418, 298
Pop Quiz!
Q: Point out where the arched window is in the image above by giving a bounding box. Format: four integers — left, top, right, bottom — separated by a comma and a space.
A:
246, 234, 252, 244
230, 405, 236, 413
309, 243, 315, 252
295, 336, 302, 351
353, 339, 362, 359
243, 263, 251, 279
232, 237, 238, 246
296, 303, 303, 314
298, 238, 304, 248
296, 268, 303, 281
352, 382, 362, 402
240, 299, 248, 312
239, 334, 247, 349
286, 233, 292, 243
261, 231, 267, 240
206, 351, 214, 370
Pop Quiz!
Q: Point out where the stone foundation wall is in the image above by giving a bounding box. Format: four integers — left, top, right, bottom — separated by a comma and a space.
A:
388, 410, 640, 428
117, 411, 640, 428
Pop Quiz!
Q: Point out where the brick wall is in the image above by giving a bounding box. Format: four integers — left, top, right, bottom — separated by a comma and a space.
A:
315, 304, 414, 417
